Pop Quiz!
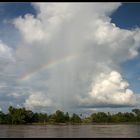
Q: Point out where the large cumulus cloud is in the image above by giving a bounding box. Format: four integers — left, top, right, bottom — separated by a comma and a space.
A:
77, 71, 136, 108
0, 3, 140, 112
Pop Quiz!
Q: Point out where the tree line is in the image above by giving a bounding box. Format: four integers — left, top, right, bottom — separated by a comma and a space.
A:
0, 106, 140, 124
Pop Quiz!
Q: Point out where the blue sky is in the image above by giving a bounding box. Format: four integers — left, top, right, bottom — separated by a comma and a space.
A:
0, 3, 140, 113
0, 3, 36, 19
0, 3, 36, 48
111, 3, 140, 94
111, 3, 140, 29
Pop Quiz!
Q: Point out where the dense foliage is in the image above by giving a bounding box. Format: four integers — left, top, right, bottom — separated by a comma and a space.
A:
0, 106, 140, 124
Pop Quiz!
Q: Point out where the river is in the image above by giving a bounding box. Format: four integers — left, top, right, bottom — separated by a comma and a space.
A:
0, 124, 140, 138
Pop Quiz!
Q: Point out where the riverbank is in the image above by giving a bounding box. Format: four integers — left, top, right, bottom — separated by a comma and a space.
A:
25, 122, 140, 125
1, 106, 140, 125
1, 122, 140, 125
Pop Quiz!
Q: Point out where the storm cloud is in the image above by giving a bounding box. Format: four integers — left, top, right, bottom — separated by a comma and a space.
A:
0, 3, 140, 112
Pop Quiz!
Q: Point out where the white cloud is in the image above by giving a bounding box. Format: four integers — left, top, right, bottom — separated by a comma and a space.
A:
8, 92, 28, 98
77, 71, 137, 107
4, 3, 140, 111
0, 40, 16, 86
0, 83, 8, 89
14, 14, 45, 44
13, 3, 122, 45
0, 40, 14, 61
24, 92, 53, 110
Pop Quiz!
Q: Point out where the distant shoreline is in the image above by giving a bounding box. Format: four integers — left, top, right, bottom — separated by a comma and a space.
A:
1, 106, 140, 125
30, 122, 140, 125
1, 122, 140, 125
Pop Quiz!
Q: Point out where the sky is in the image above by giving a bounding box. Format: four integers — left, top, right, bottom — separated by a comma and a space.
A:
0, 2, 140, 115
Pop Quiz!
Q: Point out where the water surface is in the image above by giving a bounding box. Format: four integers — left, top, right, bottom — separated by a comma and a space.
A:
0, 124, 140, 138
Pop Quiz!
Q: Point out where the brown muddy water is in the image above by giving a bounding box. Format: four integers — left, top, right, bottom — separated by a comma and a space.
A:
0, 124, 140, 138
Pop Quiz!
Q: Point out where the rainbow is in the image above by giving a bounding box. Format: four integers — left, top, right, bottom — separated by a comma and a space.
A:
18, 54, 78, 82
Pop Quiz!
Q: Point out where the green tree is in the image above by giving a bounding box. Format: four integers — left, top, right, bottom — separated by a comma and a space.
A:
24, 109, 34, 123
91, 112, 109, 123
0, 111, 5, 124
132, 109, 140, 121
70, 113, 82, 123
38, 113, 48, 123
0, 106, 140, 124
48, 114, 56, 123
64, 112, 70, 122
8, 106, 33, 124
54, 110, 65, 123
